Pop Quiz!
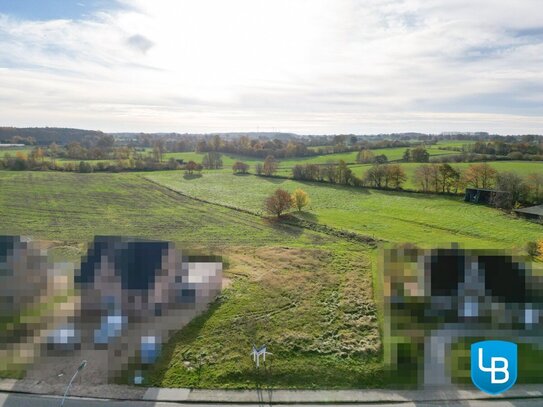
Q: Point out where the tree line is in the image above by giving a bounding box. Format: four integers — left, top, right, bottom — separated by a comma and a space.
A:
0, 150, 181, 172
289, 161, 543, 208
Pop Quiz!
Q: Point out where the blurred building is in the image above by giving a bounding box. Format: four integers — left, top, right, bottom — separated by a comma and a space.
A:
383, 246, 543, 386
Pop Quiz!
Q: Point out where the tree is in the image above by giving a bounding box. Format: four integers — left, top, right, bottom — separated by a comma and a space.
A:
494, 172, 529, 209
386, 164, 407, 189
364, 164, 387, 188
464, 163, 497, 189
255, 163, 264, 175
66, 142, 86, 159
356, 149, 375, 163
263, 155, 278, 176
29, 147, 45, 164
411, 147, 430, 163
337, 160, 352, 185
438, 163, 461, 193
48, 142, 60, 160
78, 161, 93, 173
374, 154, 388, 164
526, 173, 543, 203
11, 152, 28, 170
413, 165, 433, 192
292, 164, 304, 180
202, 151, 223, 169
96, 134, 115, 150
292, 164, 320, 181
232, 161, 249, 174
195, 140, 208, 153
185, 160, 198, 174
211, 135, 222, 151
264, 189, 292, 217
291, 188, 310, 212
152, 139, 165, 162
402, 149, 411, 162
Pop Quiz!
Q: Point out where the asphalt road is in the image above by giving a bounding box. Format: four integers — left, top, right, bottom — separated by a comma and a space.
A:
1, 392, 543, 407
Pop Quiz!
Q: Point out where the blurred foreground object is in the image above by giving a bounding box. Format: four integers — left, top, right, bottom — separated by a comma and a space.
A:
382, 245, 543, 387
0, 236, 222, 385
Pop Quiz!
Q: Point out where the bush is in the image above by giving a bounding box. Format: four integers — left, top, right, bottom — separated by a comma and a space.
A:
526, 241, 538, 257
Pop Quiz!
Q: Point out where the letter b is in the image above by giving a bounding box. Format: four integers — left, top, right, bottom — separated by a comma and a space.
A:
491, 357, 509, 384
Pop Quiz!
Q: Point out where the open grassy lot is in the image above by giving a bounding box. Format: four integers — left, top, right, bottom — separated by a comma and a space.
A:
147, 244, 383, 388
147, 171, 542, 249
0, 171, 382, 388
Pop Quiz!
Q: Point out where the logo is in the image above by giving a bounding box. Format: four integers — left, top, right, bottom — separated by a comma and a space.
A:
471, 340, 517, 395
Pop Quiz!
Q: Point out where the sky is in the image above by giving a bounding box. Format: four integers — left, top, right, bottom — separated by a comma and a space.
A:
0, 0, 542, 135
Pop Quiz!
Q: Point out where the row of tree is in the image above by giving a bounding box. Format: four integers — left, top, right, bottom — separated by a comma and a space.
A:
290, 161, 543, 208
0, 151, 181, 172
469, 140, 543, 158
194, 135, 313, 158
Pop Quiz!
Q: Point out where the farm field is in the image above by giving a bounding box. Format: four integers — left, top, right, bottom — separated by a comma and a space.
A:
0, 171, 382, 388
146, 171, 542, 249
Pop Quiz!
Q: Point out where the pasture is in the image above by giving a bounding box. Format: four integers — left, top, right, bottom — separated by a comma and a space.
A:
147, 171, 543, 249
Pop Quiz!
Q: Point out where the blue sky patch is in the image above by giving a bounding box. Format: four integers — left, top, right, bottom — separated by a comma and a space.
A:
0, 0, 124, 21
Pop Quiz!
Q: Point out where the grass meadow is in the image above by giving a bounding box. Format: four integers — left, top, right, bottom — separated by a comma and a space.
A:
147, 171, 542, 249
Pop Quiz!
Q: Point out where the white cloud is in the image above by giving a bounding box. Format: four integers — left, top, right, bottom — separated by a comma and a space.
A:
0, 0, 542, 133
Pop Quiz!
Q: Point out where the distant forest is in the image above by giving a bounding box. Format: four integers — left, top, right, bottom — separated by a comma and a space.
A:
0, 127, 105, 145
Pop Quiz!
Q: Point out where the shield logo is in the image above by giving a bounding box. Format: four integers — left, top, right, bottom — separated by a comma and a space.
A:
471, 340, 517, 395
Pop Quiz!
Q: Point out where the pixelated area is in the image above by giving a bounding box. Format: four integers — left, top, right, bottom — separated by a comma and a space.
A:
0, 236, 222, 384
382, 245, 543, 387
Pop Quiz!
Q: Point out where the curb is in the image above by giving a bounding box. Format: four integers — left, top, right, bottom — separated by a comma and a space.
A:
142, 386, 543, 403
1, 379, 543, 404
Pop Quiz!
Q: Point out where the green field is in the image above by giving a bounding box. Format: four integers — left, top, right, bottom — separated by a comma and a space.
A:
146, 171, 542, 249
0, 171, 382, 388
0, 172, 318, 246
